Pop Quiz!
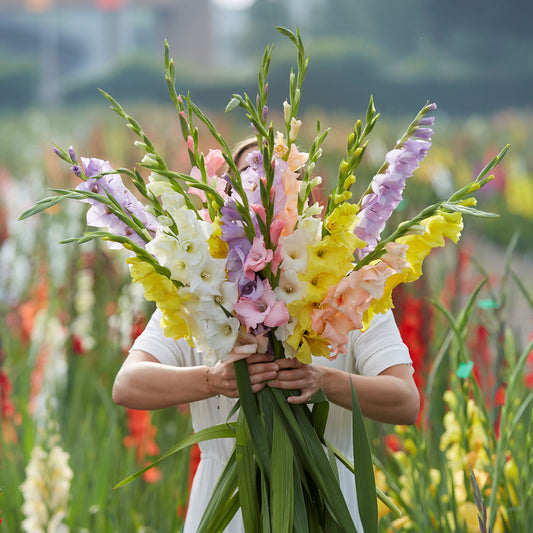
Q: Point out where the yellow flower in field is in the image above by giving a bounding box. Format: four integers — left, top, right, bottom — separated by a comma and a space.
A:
504, 457, 519, 506
458, 501, 479, 532
389, 514, 414, 531
429, 468, 441, 496
373, 467, 392, 520
207, 216, 228, 259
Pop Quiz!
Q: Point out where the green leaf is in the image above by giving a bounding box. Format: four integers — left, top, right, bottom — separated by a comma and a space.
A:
351, 379, 378, 533
18, 192, 77, 220
114, 423, 235, 488
271, 410, 294, 533
311, 392, 329, 440
268, 387, 357, 532
197, 449, 240, 533
233, 359, 272, 475
235, 409, 260, 533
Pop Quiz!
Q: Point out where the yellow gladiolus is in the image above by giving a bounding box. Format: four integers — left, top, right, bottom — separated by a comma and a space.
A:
207, 217, 229, 258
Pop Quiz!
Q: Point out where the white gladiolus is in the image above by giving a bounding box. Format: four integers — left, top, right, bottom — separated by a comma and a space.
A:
21, 440, 73, 533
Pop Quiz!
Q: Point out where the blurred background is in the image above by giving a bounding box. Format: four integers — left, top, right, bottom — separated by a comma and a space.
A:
1, 1, 533, 532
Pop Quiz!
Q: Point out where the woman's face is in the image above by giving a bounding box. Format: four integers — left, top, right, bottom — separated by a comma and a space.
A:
235, 145, 258, 174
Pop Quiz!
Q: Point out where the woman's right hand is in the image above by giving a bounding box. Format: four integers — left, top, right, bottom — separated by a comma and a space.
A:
206, 353, 279, 398
205, 329, 277, 398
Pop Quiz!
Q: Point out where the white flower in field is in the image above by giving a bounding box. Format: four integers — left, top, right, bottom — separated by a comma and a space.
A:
274, 269, 305, 304
20, 439, 73, 533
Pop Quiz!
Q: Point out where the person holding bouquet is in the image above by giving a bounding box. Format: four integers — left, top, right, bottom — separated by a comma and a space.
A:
112, 139, 420, 533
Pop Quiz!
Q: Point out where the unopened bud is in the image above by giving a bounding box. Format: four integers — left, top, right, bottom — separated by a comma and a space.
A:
289, 118, 302, 142
344, 174, 356, 189
459, 197, 477, 207
283, 100, 291, 122
142, 154, 158, 166
68, 146, 77, 162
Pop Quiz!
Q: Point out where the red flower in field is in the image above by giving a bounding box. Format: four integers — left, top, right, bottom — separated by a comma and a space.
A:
142, 464, 162, 484
123, 408, 160, 464
71, 334, 86, 355
524, 334, 533, 390
384, 434, 401, 453
494, 385, 506, 407
396, 291, 430, 424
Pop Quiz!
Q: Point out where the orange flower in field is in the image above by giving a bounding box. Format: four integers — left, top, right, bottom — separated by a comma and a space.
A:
123, 408, 160, 472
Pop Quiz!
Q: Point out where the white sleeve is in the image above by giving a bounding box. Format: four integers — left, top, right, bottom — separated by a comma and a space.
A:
348, 310, 413, 376
129, 309, 191, 367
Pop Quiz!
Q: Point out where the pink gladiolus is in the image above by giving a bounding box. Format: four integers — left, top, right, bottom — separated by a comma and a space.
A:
243, 236, 273, 280
187, 135, 194, 151
269, 219, 286, 246
381, 242, 410, 272
205, 149, 225, 176
234, 279, 289, 330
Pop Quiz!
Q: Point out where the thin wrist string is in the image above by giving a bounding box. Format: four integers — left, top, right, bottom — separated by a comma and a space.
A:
206, 366, 220, 409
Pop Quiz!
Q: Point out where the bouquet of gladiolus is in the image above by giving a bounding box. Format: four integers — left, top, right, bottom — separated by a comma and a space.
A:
20, 27, 507, 533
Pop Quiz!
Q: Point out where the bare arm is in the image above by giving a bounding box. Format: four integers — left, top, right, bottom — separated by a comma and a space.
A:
268, 360, 419, 425
112, 349, 279, 410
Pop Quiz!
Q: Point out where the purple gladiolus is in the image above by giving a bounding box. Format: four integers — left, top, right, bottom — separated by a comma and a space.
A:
75, 157, 158, 249
354, 106, 436, 258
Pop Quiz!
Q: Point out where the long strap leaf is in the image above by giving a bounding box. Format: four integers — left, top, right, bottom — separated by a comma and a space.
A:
114, 422, 235, 488
351, 379, 378, 533
271, 409, 294, 533
236, 409, 261, 533
269, 387, 357, 532
197, 449, 239, 533
234, 359, 271, 475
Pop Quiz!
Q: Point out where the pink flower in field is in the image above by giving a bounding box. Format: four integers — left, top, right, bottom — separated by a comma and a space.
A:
243, 236, 273, 280
234, 279, 289, 330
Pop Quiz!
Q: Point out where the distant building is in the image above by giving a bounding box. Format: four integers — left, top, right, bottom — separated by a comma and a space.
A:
0, 0, 213, 104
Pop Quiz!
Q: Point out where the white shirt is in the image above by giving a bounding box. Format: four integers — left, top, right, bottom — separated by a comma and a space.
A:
131, 309, 412, 533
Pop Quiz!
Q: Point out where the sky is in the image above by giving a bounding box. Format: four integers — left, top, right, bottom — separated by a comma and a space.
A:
211, 0, 255, 10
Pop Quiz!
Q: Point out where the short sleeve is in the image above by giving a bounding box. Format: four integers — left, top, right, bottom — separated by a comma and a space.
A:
348, 310, 412, 376
129, 309, 192, 367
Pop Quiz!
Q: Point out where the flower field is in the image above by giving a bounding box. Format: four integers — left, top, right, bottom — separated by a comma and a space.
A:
1, 104, 532, 532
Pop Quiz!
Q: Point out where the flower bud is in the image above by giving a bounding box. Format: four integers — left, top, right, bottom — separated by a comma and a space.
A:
262, 105, 268, 122
283, 100, 291, 122
70, 165, 81, 177
459, 197, 477, 207
289, 118, 302, 142
142, 154, 158, 166
309, 176, 322, 188
344, 174, 356, 189
68, 146, 77, 162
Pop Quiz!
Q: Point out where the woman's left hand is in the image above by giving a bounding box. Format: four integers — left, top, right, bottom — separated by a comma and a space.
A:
268, 358, 326, 404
